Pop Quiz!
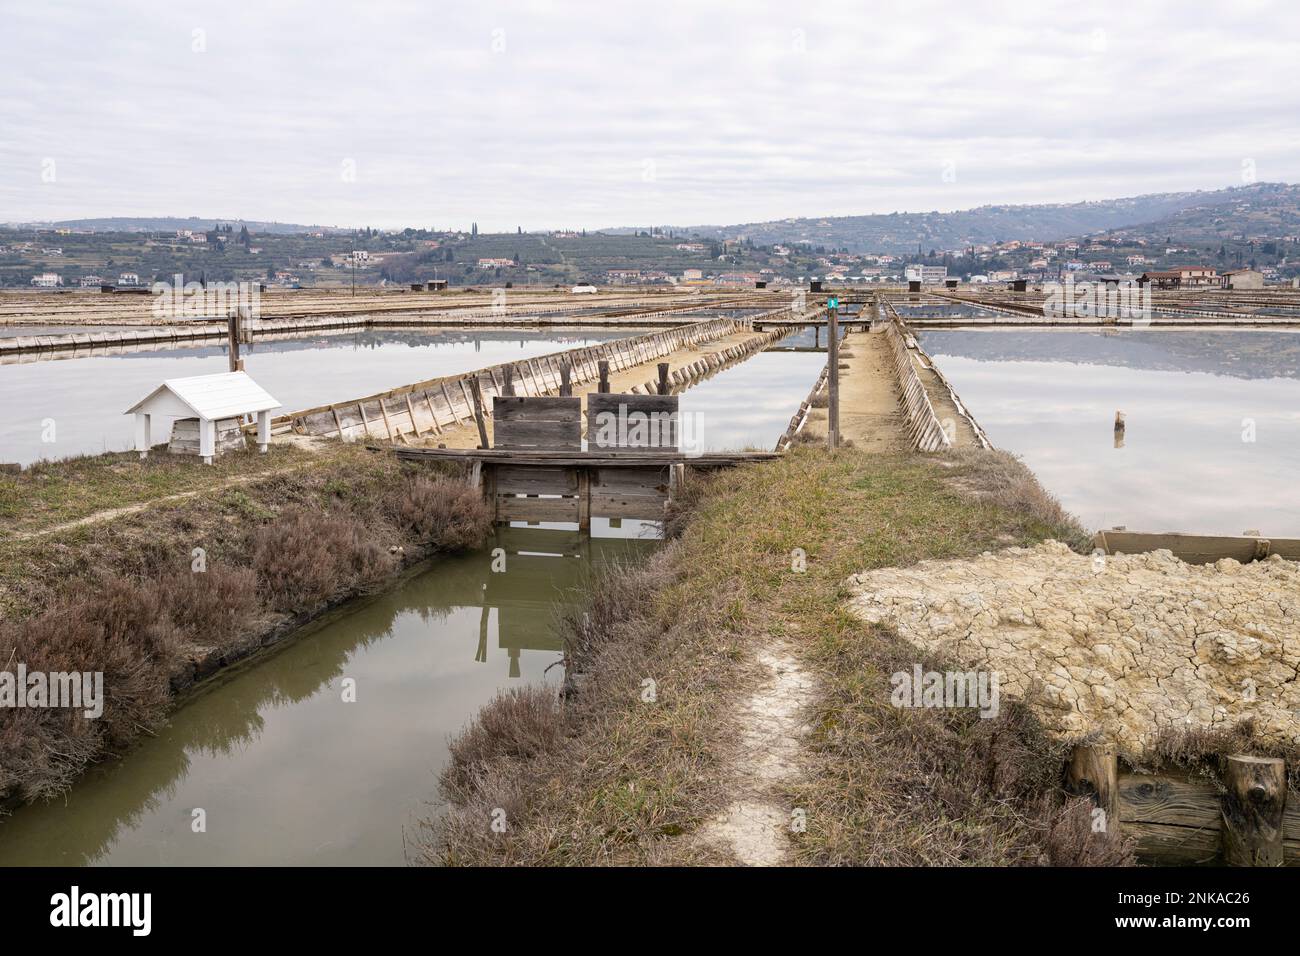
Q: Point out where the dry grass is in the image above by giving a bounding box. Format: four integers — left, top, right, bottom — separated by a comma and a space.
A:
427, 445, 1126, 866
1, 444, 493, 803
941, 447, 1092, 551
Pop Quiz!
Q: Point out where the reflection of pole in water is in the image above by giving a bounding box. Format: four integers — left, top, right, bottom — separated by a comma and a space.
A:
1114, 410, 1125, 449
475, 600, 489, 663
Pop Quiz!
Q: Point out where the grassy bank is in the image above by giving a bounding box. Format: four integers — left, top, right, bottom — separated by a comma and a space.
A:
423, 445, 1138, 866
0, 442, 491, 804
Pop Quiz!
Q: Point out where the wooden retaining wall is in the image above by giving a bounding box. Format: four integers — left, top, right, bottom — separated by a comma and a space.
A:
1094, 529, 1300, 564
884, 318, 952, 452
1068, 744, 1296, 866
775, 364, 829, 451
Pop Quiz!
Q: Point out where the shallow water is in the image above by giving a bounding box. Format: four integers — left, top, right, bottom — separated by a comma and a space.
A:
0, 527, 657, 866
0, 327, 645, 465
919, 328, 1300, 536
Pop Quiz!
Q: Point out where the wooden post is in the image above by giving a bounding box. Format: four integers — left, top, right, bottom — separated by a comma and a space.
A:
657, 362, 670, 395
227, 311, 243, 372
1066, 743, 1120, 838
576, 469, 590, 531
598, 359, 610, 393
559, 361, 573, 397
502, 364, 515, 396
826, 306, 839, 449
468, 376, 491, 449
1222, 755, 1286, 866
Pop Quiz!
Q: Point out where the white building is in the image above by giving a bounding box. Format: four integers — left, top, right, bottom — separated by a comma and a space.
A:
118, 272, 141, 286
126, 371, 280, 465
31, 272, 62, 288
904, 264, 947, 284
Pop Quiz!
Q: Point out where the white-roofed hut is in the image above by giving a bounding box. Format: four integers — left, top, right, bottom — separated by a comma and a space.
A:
125, 371, 281, 464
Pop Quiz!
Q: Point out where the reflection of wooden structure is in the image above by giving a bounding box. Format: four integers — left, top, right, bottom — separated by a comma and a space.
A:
475, 528, 657, 677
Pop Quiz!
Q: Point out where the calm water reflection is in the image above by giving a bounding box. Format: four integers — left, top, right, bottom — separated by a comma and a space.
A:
920, 328, 1300, 536
0, 327, 645, 465
0, 528, 656, 866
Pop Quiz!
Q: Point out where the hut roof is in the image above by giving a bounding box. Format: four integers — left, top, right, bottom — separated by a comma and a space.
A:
125, 371, 280, 420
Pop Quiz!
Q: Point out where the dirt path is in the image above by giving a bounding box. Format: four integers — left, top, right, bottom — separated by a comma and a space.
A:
700, 643, 815, 865
802, 328, 909, 451
7, 439, 334, 541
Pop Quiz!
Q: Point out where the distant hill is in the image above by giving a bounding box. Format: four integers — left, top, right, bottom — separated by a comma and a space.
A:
626, 183, 1300, 253
10, 216, 343, 235
1102, 182, 1300, 244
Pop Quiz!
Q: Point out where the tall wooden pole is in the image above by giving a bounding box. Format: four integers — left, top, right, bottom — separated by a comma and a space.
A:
826, 303, 839, 449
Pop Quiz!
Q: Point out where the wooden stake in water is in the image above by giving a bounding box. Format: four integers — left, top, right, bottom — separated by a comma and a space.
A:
827, 303, 839, 449
227, 311, 243, 372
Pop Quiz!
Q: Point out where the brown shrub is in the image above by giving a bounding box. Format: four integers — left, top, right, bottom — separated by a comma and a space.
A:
252, 508, 395, 614
385, 475, 492, 551
154, 563, 263, 647
0, 575, 184, 800
439, 685, 565, 804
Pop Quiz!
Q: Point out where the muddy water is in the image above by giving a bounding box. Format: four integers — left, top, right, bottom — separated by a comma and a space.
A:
0, 327, 646, 465
919, 328, 1300, 536
0, 528, 656, 866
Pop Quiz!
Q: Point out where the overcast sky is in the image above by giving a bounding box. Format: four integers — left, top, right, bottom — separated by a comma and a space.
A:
2, 0, 1298, 231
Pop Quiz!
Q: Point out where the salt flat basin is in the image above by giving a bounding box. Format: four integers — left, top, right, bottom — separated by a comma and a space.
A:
0, 326, 648, 465
0, 528, 657, 866
919, 327, 1300, 536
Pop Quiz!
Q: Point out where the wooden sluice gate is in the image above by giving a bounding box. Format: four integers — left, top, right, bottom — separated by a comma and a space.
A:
393, 389, 777, 528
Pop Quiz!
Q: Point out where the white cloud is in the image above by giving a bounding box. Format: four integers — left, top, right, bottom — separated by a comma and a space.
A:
2, 0, 1298, 229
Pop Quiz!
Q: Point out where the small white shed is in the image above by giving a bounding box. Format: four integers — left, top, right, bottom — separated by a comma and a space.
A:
125, 371, 281, 464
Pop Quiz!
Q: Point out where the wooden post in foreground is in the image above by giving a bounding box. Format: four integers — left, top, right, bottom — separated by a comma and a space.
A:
657, 363, 670, 395
468, 377, 490, 449
502, 364, 515, 396
559, 361, 572, 397
227, 311, 243, 372
1066, 743, 1119, 838
1222, 755, 1286, 866
826, 305, 839, 448
598, 360, 610, 394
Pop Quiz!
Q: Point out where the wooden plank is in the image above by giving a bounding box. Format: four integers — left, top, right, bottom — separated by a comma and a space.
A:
1095, 530, 1300, 564
590, 493, 667, 520
587, 393, 679, 451
492, 396, 582, 421
593, 466, 670, 494
494, 419, 581, 450
495, 466, 579, 495
495, 495, 581, 522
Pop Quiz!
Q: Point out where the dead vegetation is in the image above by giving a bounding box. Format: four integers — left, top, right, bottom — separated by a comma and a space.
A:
426, 446, 1128, 866
0, 445, 492, 804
